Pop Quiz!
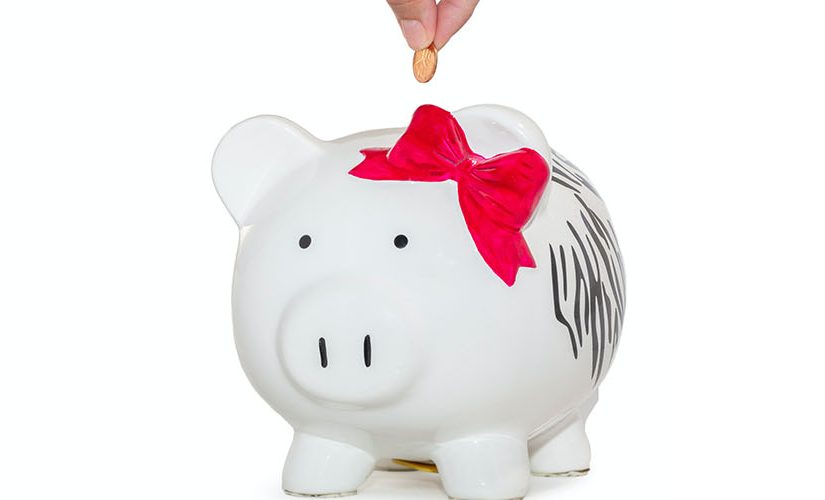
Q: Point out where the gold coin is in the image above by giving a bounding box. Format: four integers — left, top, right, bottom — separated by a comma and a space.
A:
412, 43, 438, 83
392, 458, 439, 473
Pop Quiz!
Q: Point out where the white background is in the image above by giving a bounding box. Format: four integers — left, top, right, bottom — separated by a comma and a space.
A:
1, 1, 824, 499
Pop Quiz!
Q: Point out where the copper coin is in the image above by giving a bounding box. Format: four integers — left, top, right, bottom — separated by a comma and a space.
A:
412, 43, 438, 83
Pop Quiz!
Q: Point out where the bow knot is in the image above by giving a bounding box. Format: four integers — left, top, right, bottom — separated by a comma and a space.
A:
453, 155, 480, 181
349, 105, 550, 286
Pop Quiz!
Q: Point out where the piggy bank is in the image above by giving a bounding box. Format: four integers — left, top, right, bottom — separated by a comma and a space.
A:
213, 105, 625, 500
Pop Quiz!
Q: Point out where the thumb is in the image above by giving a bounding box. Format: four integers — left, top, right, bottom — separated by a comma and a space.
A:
387, 0, 437, 50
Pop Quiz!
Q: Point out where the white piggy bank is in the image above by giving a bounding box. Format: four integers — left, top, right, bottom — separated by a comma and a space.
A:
213, 105, 625, 500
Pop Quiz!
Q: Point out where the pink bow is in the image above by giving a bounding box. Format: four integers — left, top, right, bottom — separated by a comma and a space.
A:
349, 105, 550, 286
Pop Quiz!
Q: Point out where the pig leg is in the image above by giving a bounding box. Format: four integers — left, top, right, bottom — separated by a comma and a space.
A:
528, 391, 597, 477
282, 432, 375, 497
432, 434, 530, 500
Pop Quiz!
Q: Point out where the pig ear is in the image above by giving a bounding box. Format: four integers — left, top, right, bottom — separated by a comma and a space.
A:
212, 115, 323, 226
452, 105, 552, 160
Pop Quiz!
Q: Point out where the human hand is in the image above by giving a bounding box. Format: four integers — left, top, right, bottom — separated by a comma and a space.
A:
387, 0, 480, 50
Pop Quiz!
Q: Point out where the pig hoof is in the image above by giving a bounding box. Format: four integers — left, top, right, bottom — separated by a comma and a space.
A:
532, 468, 590, 478
282, 433, 374, 497
434, 435, 530, 500
284, 491, 357, 498
448, 498, 524, 500
528, 415, 591, 476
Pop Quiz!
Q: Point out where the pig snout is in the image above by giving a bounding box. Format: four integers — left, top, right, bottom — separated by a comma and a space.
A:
277, 279, 421, 409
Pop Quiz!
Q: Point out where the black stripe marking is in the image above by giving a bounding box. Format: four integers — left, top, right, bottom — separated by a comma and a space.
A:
551, 165, 581, 184
547, 151, 625, 385
552, 176, 582, 192
580, 210, 624, 322
550, 245, 578, 359
560, 245, 568, 300
572, 250, 585, 348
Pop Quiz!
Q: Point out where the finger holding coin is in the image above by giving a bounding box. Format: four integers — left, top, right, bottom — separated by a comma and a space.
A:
387, 0, 480, 83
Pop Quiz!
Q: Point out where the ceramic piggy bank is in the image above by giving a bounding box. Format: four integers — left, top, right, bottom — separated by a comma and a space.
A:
213, 105, 625, 500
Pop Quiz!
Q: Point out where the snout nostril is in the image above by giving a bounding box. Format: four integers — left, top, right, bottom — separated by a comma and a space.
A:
318, 337, 328, 368
363, 335, 372, 367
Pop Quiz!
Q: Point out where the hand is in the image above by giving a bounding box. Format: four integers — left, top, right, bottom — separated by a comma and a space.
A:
387, 0, 480, 50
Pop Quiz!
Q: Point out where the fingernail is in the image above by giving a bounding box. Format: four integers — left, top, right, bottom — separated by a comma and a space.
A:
400, 19, 429, 50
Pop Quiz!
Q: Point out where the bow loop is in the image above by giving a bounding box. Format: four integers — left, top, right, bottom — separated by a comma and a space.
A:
349, 105, 550, 286
387, 105, 473, 174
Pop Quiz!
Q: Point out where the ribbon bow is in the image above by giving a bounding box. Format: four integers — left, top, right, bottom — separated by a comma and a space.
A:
349, 105, 550, 286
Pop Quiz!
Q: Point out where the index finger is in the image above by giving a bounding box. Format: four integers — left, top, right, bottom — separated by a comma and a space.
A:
433, 0, 480, 49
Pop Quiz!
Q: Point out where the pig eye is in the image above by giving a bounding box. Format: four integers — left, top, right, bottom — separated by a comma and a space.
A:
394, 234, 408, 249
298, 234, 312, 249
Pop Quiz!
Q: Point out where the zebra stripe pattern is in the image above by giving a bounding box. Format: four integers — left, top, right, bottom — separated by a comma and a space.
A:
549, 153, 626, 385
